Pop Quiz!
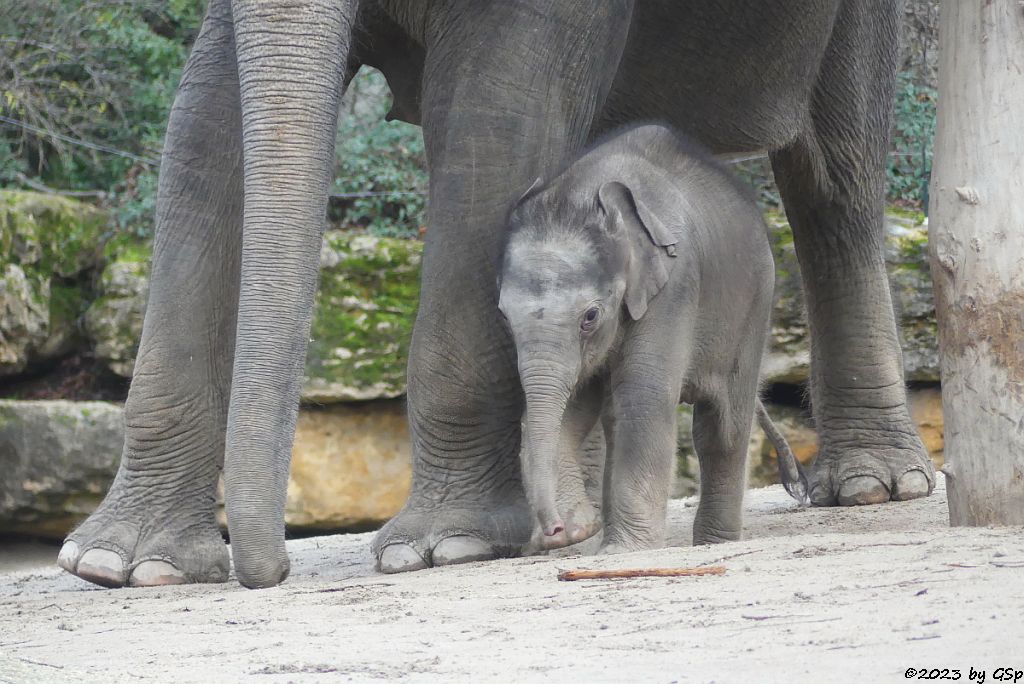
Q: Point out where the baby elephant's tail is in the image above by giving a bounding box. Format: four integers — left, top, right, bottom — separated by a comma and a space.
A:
755, 399, 809, 505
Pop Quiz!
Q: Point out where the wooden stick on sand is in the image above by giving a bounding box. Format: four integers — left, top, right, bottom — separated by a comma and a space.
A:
557, 566, 726, 581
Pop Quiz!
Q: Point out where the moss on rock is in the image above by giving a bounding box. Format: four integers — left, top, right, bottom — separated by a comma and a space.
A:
1, 190, 107, 278
48, 227, 422, 396
763, 211, 811, 384
763, 209, 937, 385
0, 191, 106, 375
0, 264, 49, 370
84, 250, 151, 378
886, 225, 938, 380
304, 232, 422, 402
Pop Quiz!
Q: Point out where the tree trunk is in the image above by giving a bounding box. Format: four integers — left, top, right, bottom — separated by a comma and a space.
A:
928, 0, 1024, 525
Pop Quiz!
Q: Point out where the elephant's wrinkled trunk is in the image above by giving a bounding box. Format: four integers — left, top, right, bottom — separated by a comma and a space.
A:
224, 0, 358, 589
519, 355, 576, 537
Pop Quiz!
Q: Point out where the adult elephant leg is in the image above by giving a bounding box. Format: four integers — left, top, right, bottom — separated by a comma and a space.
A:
58, 0, 242, 587
372, 1, 633, 573
770, 1, 934, 507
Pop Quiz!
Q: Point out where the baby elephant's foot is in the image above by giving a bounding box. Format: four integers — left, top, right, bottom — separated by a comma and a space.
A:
691, 507, 742, 546
598, 540, 662, 555
598, 526, 665, 555
58, 484, 228, 588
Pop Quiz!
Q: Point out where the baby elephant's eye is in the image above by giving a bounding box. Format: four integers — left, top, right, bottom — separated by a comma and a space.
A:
581, 306, 601, 332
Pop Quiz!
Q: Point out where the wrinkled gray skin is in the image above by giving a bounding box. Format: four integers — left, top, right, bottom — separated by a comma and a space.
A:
500, 125, 799, 552
59, 0, 934, 589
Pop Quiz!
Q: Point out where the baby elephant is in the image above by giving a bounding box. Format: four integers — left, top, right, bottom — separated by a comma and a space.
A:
498, 124, 805, 555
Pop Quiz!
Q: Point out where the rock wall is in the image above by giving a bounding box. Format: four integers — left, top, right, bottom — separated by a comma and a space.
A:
0, 400, 122, 537
0, 399, 411, 538
0, 192, 106, 376
282, 400, 411, 530
764, 209, 937, 385
304, 233, 420, 402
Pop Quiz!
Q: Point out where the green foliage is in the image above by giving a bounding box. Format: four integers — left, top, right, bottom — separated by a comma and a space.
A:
331, 70, 427, 239
0, 1, 203, 187
112, 168, 161, 240
3, 12, 426, 241
1, 0, 204, 238
0, 143, 26, 186
887, 71, 936, 208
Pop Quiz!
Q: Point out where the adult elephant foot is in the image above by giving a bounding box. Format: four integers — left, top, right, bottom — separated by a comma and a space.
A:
58, 481, 228, 588
808, 414, 935, 507
373, 498, 532, 573
370, 362, 535, 574
57, 351, 233, 589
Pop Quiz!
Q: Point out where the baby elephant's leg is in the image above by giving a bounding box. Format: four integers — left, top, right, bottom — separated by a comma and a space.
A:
556, 416, 604, 546
600, 396, 677, 554
577, 419, 606, 518
691, 390, 756, 544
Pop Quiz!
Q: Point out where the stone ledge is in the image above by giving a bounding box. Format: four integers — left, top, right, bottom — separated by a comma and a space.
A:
0, 399, 411, 538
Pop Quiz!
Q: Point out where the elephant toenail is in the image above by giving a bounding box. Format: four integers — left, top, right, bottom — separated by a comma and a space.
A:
808, 483, 837, 507
893, 471, 931, 501
432, 535, 494, 567
129, 560, 187, 587
378, 544, 428, 574
76, 549, 127, 588
57, 541, 79, 572
837, 475, 890, 506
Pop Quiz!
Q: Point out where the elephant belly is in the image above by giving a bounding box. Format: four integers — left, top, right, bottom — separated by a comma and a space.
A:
598, 0, 839, 154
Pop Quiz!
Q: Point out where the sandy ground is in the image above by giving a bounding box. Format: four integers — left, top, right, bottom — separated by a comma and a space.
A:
2, 474, 1023, 684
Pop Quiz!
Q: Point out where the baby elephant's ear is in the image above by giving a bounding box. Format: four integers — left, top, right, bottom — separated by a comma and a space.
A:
597, 181, 678, 320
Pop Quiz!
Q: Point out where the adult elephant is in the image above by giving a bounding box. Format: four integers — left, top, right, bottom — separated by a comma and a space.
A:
57, 0, 933, 589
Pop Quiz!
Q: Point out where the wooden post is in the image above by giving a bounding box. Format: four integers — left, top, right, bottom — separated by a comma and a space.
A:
929, 1, 1024, 525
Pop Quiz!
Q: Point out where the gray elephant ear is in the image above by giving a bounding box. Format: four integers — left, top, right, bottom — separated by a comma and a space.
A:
597, 181, 678, 320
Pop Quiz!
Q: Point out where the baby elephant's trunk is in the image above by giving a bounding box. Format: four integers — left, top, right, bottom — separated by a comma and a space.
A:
520, 413, 567, 537
519, 363, 574, 537
755, 400, 809, 504
520, 423, 569, 536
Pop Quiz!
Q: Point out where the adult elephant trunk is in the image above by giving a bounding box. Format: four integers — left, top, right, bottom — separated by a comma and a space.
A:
518, 350, 578, 537
225, 0, 357, 589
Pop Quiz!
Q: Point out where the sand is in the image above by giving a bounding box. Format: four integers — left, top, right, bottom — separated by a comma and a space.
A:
2, 474, 1023, 683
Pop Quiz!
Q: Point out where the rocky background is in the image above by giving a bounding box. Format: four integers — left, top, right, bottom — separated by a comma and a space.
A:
0, 188, 940, 537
